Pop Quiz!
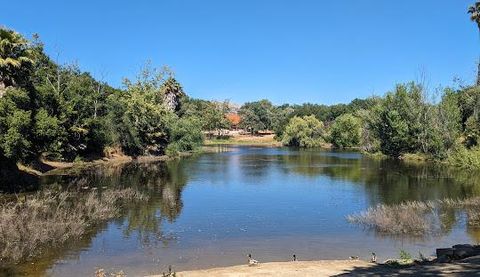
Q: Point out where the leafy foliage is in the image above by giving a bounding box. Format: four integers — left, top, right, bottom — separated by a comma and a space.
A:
166, 116, 204, 156
239, 99, 274, 134
0, 28, 204, 170
0, 28, 35, 90
281, 115, 325, 147
330, 113, 361, 148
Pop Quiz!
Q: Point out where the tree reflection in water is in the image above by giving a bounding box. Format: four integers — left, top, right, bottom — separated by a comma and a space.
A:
4, 159, 190, 276
3, 147, 480, 275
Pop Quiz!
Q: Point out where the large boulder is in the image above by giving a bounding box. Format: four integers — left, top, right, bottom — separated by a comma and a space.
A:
436, 248, 455, 263
436, 248, 454, 258
453, 244, 480, 259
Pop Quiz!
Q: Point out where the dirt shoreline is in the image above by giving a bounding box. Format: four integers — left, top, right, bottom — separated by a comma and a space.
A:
18, 153, 193, 176
148, 257, 480, 277
18, 134, 332, 176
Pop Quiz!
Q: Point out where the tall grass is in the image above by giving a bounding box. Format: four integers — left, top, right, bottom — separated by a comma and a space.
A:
347, 201, 436, 235
441, 197, 480, 227
0, 188, 147, 264
347, 197, 480, 236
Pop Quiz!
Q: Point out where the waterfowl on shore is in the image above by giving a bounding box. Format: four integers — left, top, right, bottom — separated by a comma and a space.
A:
293, 254, 297, 261
248, 254, 259, 266
349, 256, 359, 260
371, 252, 377, 263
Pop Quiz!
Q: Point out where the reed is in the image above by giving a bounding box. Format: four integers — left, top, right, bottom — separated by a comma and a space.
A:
0, 188, 147, 264
347, 201, 435, 235
348, 197, 480, 235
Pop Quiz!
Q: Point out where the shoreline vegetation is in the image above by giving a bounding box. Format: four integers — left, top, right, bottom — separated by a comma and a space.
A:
0, 188, 148, 265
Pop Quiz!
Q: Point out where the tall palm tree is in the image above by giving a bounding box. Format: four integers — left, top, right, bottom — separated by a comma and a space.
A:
468, 1, 480, 86
0, 28, 34, 94
160, 77, 185, 113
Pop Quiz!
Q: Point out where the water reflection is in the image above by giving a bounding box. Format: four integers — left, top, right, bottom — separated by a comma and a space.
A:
2, 147, 480, 276
277, 149, 480, 204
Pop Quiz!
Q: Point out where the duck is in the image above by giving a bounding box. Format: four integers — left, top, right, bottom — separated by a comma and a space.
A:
349, 256, 359, 260
293, 254, 297, 261
248, 254, 259, 266
371, 252, 377, 263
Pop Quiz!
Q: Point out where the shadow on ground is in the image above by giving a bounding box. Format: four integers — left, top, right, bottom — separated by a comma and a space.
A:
334, 256, 480, 276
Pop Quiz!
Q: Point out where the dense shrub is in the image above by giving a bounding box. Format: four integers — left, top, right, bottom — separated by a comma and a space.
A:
447, 146, 480, 170
166, 116, 204, 156
281, 115, 325, 147
330, 113, 361, 148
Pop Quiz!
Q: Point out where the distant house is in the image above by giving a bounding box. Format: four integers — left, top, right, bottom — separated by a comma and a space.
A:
226, 113, 241, 130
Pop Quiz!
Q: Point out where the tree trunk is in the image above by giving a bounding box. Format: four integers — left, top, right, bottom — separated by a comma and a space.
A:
0, 80, 5, 98
477, 60, 480, 86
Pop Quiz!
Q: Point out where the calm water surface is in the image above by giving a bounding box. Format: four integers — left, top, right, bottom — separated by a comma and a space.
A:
9, 146, 480, 276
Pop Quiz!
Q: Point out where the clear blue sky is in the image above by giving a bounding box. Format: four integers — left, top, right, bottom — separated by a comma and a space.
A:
3, 0, 479, 105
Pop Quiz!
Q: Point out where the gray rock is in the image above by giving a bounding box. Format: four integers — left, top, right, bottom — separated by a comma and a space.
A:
437, 255, 452, 263
436, 248, 454, 258
453, 244, 473, 250
453, 249, 471, 259
452, 244, 479, 258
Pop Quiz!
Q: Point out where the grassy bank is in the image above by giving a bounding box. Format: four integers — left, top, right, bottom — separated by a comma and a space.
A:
0, 188, 148, 264
204, 134, 282, 146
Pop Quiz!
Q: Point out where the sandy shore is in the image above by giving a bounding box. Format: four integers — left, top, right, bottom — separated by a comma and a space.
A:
149, 260, 370, 277
148, 257, 480, 277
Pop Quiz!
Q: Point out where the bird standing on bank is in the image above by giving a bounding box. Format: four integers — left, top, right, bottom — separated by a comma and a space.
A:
248, 254, 259, 266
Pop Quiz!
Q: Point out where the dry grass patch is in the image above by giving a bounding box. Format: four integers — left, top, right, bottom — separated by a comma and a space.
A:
347, 201, 436, 235
348, 197, 480, 236
0, 188, 148, 264
440, 197, 480, 227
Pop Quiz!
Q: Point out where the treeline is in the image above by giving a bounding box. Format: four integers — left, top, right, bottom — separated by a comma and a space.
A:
1, 26, 480, 176
0, 28, 208, 175
236, 83, 480, 167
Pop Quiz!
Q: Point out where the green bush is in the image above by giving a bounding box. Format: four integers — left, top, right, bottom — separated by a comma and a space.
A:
330, 113, 361, 148
281, 115, 325, 147
399, 250, 412, 261
447, 146, 480, 170
165, 116, 204, 156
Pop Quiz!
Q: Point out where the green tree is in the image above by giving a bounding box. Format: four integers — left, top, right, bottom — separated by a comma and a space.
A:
465, 115, 480, 146
281, 115, 325, 147
0, 29, 37, 172
160, 77, 185, 113
457, 86, 480, 146
330, 113, 361, 148
119, 69, 176, 155
0, 88, 32, 162
468, 1, 480, 85
436, 88, 462, 153
0, 28, 35, 92
166, 116, 204, 156
370, 83, 424, 157
180, 98, 230, 136
238, 99, 274, 134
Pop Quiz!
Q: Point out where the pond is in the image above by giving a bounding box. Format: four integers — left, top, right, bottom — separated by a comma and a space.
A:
5, 146, 480, 276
